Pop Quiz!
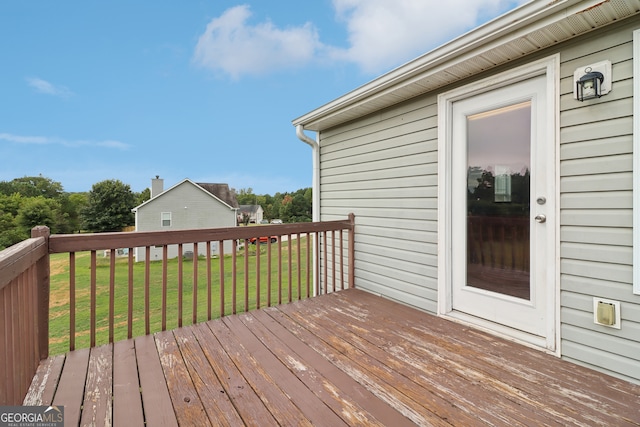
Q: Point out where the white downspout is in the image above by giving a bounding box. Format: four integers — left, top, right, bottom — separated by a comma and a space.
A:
296, 125, 320, 222
296, 124, 321, 294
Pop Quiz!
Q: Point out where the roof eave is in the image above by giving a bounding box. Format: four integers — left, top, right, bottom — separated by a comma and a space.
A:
292, 0, 640, 132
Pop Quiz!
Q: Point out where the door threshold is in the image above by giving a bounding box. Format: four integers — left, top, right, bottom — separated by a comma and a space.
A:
443, 311, 557, 355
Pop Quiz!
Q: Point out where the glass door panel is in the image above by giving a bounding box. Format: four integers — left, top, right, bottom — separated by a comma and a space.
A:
466, 102, 531, 300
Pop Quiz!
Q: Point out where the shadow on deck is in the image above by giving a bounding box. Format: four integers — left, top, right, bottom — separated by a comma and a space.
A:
25, 289, 640, 426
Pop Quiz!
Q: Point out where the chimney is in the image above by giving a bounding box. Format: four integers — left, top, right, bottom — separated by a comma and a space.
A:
151, 175, 164, 198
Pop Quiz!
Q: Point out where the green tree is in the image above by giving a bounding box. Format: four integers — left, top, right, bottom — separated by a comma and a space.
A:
82, 179, 136, 232
0, 211, 25, 250
0, 194, 25, 249
235, 188, 257, 205
136, 188, 151, 206
0, 193, 24, 217
0, 175, 63, 199
59, 193, 88, 233
16, 196, 58, 232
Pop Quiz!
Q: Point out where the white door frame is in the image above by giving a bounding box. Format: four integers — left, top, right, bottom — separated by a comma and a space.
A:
437, 55, 560, 353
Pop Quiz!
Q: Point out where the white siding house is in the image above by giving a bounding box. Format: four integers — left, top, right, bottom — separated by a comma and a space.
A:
133, 178, 239, 262
238, 205, 264, 224
294, 0, 640, 384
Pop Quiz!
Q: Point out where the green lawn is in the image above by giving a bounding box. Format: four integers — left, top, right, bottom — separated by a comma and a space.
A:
49, 237, 311, 355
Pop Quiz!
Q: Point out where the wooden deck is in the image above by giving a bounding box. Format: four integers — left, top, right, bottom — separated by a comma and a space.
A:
25, 289, 640, 426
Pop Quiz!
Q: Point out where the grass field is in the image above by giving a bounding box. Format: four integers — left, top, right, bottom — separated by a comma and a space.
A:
48, 237, 310, 355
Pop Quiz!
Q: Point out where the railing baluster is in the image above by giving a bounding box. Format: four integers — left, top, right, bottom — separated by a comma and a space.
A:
296, 233, 301, 300
145, 246, 151, 335
278, 238, 283, 305
0, 284, 9, 403
232, 241, 237, 315
27, 269, 35, 385
244, 240, 249, 312
218, 240, 224, 318
339, 230, 344, 291
128, 248, 133, 339
69, 252, 76, 351
109, 249, 116, 343
90, 250, 96, 348
162, 246, 168, 331
206, 241, 212, 320
287, 235, 292, 303
18, 274, 26, 393
349, 213, 355, 289
178, 244, 183, 328
267, 238, 272, 307
306, 233, 311, 298
256, 240, 261, 310
193, 242, 198, 324
323, 232, 328, 295
331, 230, 336, 293
314, 232, 320, 297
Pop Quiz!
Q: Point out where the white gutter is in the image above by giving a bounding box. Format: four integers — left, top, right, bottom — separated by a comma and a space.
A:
296, 125, 320, 222
296, 124, 321, 294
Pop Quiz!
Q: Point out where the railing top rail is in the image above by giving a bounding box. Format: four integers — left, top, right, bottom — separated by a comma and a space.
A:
0, 236, 48, 290
48, 218, 354, 254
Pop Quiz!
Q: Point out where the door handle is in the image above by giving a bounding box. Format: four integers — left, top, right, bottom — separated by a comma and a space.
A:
535, 214, 546, 223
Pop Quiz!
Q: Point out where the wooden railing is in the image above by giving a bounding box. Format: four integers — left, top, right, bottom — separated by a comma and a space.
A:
0, 215, 354, 404
0, 227, 50, 405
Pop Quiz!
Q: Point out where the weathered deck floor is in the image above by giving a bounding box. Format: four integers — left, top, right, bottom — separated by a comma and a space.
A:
25, 289, 639, 426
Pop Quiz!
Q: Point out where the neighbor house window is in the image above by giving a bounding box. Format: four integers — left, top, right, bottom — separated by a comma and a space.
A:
161, 212, 171, 227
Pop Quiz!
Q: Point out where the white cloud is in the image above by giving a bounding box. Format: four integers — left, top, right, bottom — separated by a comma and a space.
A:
194, 1, 527, 78
26, 77, 74, 97
193, 5, 322, 79
0, 133, 130, 150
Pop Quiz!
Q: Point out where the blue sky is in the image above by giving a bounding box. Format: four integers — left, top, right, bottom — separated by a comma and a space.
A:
0, 0, 526, 195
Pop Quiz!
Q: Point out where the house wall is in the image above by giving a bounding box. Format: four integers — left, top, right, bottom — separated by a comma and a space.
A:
556, 20, 639, 384
136, 181, 237, 261
317, 19, 640, 383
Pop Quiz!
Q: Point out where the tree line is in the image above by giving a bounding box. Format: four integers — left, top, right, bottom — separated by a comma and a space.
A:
0, 176, 312, 250
235, 187, 312, 224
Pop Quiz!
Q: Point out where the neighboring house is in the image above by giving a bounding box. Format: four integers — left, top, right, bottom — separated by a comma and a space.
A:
132, 177, 239, 262
294, 0, 640, 384
238, 205, 264, 224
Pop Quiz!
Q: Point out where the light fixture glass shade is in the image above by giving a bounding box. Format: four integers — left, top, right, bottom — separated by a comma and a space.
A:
576, 71, 604, 101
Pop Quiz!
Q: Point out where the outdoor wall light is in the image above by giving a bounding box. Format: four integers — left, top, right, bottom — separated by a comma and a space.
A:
576, 69, 604, 101
573, 60, 612, 101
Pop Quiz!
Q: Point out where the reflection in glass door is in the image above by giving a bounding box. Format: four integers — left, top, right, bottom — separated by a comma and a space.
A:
466, 102, 531, 300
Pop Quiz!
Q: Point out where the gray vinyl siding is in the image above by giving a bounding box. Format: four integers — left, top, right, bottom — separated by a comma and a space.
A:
319, 96, 439, 311
557, 20, 640, 383
317, 18, 640, 383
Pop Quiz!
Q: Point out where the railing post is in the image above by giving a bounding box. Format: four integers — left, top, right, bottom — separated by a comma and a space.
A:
348, 213, 355, 289
31, 226, 50, 360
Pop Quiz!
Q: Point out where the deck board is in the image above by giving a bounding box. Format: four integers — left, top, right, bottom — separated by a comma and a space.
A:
190, 322, 278, 426
172, 326, 244, 427
22, 354, 64, 406
156, 330, 212, 427
211, 316, 313, 426
52, 347, 90, 426
25, 289, 640, 426
112, 339, 144, 427
80, 344, 112, 426
135, 334, 178, 427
